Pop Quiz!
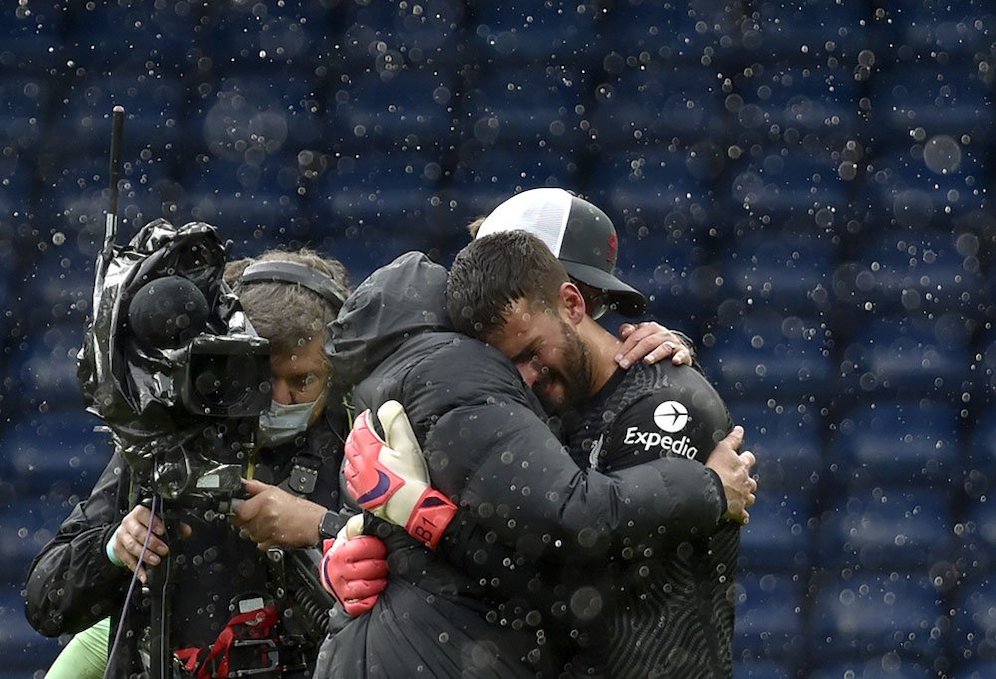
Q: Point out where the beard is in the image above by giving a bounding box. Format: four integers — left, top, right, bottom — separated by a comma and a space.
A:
533, 320, 593, 415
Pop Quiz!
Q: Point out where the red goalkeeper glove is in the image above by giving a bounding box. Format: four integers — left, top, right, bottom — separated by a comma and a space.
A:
343, 401, 457, 549
319, 516, 389, 616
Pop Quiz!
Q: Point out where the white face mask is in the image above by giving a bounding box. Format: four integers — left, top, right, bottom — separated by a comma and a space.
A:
258, 399, 317, 447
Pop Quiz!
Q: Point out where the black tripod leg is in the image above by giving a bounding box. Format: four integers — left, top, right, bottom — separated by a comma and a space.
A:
147, 498, 179, 679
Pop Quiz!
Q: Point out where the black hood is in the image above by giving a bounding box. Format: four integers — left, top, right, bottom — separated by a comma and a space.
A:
327, 251, 451, 389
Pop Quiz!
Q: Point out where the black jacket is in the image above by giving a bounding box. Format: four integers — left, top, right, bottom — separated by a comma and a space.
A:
23, 410, 346, 678
316, 253, 728, 678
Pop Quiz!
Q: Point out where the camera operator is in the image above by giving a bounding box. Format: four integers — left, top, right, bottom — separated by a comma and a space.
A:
24, 248, 358, 679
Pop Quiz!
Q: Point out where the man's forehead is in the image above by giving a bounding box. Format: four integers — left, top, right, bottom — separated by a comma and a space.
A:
487, 299, 550, 349
273, 339, 327, 367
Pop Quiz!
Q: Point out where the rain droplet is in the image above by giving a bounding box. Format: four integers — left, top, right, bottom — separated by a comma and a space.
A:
922, 135, 962, 175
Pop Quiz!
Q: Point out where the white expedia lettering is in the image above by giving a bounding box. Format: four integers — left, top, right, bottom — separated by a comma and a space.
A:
623, 426, 699, 459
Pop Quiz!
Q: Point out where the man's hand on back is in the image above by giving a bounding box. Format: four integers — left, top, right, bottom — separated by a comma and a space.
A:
615, 322, 695, 368
704, 426, 758, 524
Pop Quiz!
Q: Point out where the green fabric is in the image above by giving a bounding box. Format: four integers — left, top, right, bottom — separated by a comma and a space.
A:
46, 617, 109, 679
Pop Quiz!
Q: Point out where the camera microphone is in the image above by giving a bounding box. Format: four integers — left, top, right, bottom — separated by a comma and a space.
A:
127, 275, 210, 350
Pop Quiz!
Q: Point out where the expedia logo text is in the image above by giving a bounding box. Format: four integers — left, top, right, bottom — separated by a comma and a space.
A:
624, 426, 698, 459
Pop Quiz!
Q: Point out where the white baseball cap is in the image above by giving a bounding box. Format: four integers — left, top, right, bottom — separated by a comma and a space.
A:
477, 188, 647, 317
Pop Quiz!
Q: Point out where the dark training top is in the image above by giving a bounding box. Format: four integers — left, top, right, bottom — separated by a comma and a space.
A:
560, 361, 739, 679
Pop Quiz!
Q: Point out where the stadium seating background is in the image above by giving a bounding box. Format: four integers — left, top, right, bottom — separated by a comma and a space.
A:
0, 1, 993, 677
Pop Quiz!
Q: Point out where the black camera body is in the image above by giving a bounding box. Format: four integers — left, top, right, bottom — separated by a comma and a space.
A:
78, 218, 271, 506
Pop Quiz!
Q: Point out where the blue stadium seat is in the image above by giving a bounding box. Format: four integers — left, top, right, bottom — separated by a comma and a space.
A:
960, 499, 996, 581
19, 251, 97, 333
184, 72, 325, 154
0, 412, 110, 498
340, 0, 465, 68
33, 158, 110, 258
828, 400, 961, 486
819, 487, 953, 571
0, 498, 79, 584
735, 572, 805, 661
833, 229, 985, 317
448, 147, 580, 219
0, 145, 34, 188
36, 156, 177, 248
605, 0, 739, 64
859, 147, 989, 230
589, 64, 727, 148
733, 660, 794, 679
869, 65, 993, 145
310, 230, 448, 290
0, 585, 61, 673
4, 321, 89, 414
45, 73, 185, 155
327, 67, 460, 152
724, 152, 849, 224
201, 1, 332, 71
461, 64, 588, 149
179, 154, 311, 247
951, 577, 996, 663
743, 1, 868, 60
0, 75, 52, 152
955, 660, 996, 679
732, 64, 860, 146
977, 328, 996, 405
727, 401, 824, 494
720, 230, 837, 314
468, 0, 602, 67
312, 150, 448, 240
185, 72, 325, 162
612, 233, 711, 329
837, 314, 972, 398
967, 416, 996, 478
810, 572, 944, 659
739, 494, 814, 572
808, 657, 933, 679
64, 2, 200, 73
874, 2, 996, 61
586, 150, 719, 243
0, 3, 65, 73
701, 311, 834, 401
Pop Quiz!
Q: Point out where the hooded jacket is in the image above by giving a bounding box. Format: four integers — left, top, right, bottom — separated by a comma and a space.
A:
317, 252, 728, 678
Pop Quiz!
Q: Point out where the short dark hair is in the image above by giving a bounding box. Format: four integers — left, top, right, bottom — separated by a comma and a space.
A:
447, 230, 569, 339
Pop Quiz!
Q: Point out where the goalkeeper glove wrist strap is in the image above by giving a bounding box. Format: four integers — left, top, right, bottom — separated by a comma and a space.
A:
404, 488, 456, 550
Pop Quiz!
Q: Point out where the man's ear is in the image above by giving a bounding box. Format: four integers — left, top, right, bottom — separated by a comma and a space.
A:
559, 282, 587, 325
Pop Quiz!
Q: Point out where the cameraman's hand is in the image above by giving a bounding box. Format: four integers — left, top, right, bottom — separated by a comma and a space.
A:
232, 479, 327, 550
111, 505, 191, 584
704, 426, 758, 524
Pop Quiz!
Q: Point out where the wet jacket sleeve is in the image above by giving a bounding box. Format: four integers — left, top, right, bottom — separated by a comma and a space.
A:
23, 452, 133, 637
412, 345, 725, 563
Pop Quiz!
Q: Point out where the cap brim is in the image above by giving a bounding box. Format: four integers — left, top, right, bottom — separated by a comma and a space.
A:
563, 261, 647, 317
